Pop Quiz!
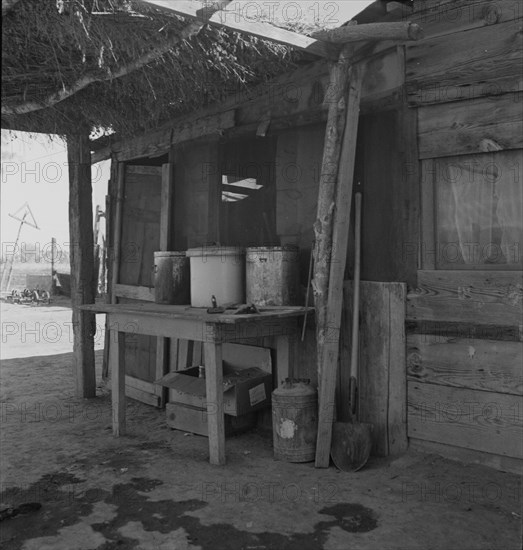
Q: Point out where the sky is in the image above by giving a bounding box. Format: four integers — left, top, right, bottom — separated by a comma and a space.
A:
0, 1, 374, 259
0, 131, 110, 256
223, 1, 375, 27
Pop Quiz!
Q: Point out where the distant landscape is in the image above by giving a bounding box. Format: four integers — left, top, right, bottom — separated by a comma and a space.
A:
1, 260, 70, 291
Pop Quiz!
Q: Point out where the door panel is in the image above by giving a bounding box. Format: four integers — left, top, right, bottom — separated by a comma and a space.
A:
112, 164, 164, 407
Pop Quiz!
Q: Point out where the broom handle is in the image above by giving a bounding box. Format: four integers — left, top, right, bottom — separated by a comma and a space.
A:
301, 244, 314, 342
350, 192, 362, 413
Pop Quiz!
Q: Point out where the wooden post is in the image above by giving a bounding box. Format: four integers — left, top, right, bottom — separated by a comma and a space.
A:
67, 133, 96, 398
102, 157, 118, 380
312, 45, 353, 375
155, 162, 175, 407
314, 63, 364, 467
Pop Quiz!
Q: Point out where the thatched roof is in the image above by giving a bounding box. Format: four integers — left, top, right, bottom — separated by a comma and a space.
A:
2, 0, 314, 138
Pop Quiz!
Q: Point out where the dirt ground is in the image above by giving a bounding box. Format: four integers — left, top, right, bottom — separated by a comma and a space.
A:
1, 299, 521, 550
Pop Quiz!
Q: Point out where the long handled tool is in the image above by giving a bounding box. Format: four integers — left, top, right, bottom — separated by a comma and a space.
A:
349, 192, 362, 417
330, 191, 372, 472
301, 244, 314, 342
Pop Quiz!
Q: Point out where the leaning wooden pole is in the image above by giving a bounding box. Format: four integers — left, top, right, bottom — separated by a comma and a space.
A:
67, 133, 96, 398
315, 64, 364, 467
312, 45, 353, 368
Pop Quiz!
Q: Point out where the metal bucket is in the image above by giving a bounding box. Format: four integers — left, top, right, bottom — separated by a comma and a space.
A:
186, 246, 245, 307
246, 245, 299, 306
272, 379, 318, 463
154, 251, 190, 304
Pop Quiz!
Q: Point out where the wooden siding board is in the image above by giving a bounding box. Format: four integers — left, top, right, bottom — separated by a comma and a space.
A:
406, 320, 523, 342
409, 438, 523, 474
407, 270, 523, 325
408, 381, 523, 458
406, 18, 523, 106
407, 334, 523, 395
410, 0, 521, 40
417, 95, 523, 158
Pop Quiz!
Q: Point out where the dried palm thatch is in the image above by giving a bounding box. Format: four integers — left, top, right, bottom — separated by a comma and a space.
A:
1, 0, 311, 138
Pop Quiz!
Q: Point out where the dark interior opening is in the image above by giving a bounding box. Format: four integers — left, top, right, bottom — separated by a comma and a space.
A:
219, 136, 277, 247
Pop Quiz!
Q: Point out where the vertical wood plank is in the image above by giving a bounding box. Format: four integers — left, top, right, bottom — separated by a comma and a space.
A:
111, 330, 126, 436
386, 283, 408, 455
102, 157, 118, 380
204, 342, 226, 465
156, 162, 175, 406
316, 63, 363, 468
420, 159, 436, 269
67, 133, 96, 398
107, 161, 123, 383
111, 163, 125, 300
313, 45, 353, 369
358, 281, 407, 456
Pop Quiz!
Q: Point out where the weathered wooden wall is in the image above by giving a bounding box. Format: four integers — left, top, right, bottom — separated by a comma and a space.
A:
101, 42, 412, 457
406, 0, 523, 472
101, 1, 523, 469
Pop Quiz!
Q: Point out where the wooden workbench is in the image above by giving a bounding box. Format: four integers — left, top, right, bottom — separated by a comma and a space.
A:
81, 303, 309, 465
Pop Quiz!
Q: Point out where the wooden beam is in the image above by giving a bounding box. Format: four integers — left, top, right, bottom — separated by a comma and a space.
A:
313, 22, 424, 43
139, 0, 337, 59
315, 63, 364, 468
91, 109, 235, 164
312, 46, 353, 365
67, 133, 96, 398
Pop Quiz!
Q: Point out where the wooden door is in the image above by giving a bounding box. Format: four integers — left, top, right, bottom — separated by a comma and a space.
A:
111, 163, 169, 407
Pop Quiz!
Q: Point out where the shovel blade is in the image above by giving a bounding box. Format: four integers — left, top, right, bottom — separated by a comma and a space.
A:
330, 421, 373, 472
